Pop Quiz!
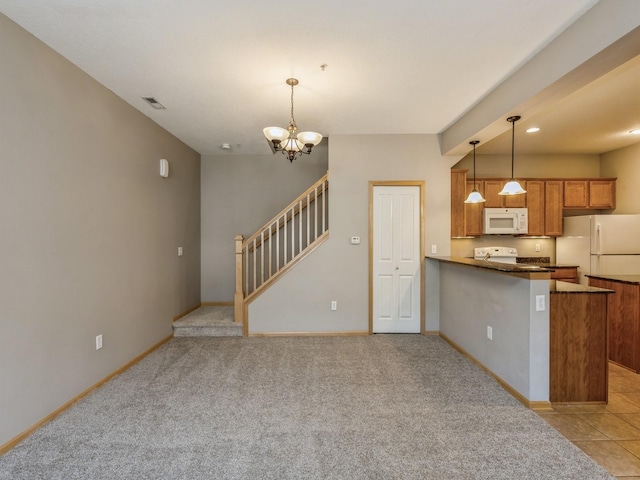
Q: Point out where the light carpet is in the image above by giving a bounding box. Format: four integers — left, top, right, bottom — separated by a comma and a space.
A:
0, 335, 614, 479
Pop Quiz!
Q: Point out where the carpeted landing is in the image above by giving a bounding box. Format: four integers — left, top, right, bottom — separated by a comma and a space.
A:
0, 335, 614, 479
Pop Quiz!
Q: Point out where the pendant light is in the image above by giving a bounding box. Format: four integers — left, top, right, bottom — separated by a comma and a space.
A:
464, 140, 485, 203
499, 115, 526, 195
263, 78, 323, 162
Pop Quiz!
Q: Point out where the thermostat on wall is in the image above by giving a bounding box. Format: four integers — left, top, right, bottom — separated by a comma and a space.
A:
350, 236, 361, 245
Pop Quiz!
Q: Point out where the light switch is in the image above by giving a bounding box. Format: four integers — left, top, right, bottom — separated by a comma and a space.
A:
536, 295, 545, 311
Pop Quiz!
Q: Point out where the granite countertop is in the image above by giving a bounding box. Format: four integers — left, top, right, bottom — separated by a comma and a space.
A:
586, 274, 640, 285
426, 256, 554, 274
426, 257, 610, 293
516, 257, 579, 268
550, 280, 614, 294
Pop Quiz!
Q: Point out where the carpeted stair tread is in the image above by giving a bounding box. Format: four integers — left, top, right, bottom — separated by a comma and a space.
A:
173, 306, 241, 337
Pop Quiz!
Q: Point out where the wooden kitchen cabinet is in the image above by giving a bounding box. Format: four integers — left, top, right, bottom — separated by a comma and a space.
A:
549, 288, 609, 403
464, 180, 484, 237
564, 179, 616, 209
588, 277, 640, 373
451, 169, 467, 237
564, 180, 589, 208
550, 267, 578, 283
545, 180, 564, 236
483, 180, 504, 208
524, 180, 544, 236
450, 171, 614, 238
483, 180, 526, 208
589, 179, 616, 209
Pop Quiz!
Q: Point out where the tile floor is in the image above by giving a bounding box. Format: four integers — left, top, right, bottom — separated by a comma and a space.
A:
539, 362, 640, 479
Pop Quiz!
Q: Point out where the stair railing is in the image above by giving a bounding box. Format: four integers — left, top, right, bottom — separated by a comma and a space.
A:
235, 174, 329, 331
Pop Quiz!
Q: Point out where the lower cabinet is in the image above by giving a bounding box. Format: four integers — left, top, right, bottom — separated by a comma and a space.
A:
550, 267, 578, 283
549, 291, 609, 403
588, 277, 640, 372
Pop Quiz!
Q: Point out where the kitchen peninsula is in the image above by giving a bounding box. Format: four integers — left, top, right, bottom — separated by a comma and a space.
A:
588, 275, 640, 373
427, 257, 612, 408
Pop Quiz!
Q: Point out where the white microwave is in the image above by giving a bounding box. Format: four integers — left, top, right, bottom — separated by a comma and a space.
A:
483, 208, 528, 235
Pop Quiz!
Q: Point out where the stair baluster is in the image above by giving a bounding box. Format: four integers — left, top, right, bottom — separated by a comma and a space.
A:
234, 174, 329, 333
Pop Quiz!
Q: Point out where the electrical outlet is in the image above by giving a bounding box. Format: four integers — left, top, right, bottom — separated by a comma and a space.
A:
178, 247, 183, 256
487, 326, 493, 340
331, 300, 337, 311
535, 243, 541, 252
431, 245, 437, 254
96, 334, 103, 350
536, 295, 546, 311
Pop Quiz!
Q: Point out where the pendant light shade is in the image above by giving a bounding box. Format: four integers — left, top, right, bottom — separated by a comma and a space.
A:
499, 115, 526, 196
464, 140, 485, 204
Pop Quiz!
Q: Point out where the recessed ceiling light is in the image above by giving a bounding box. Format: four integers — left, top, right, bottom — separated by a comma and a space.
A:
220, 143, 231, 150
630, 129, 640, 135
526, 127, 540, 133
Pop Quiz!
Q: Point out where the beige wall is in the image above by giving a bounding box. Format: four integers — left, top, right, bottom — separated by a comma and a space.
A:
248, 134, 460, 334
601, 142, 640, 213
0, 14, 201, 447
200, 145, 328, 301
453, 153, 601, 178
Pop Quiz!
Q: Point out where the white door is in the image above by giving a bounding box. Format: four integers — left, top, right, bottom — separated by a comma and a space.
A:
372, 186, 421, 333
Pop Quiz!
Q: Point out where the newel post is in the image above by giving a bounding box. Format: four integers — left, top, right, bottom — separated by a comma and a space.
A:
234, 235, 244, 328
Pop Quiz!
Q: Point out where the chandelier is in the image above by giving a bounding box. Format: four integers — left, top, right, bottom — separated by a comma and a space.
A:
263, 78, 323, 162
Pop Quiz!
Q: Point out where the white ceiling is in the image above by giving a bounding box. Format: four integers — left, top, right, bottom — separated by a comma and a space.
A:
0, 0, 613, 156
476, 53, 640, 155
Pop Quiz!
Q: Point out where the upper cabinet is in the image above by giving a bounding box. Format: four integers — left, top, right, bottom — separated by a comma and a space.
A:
564, 179, 616, 209
451, 169, 467, 238
483, 180, 526, 208
465, 180, 484, 237
588, 179, 616, 209
544, 181, 564, 236
450, 173, 615, 238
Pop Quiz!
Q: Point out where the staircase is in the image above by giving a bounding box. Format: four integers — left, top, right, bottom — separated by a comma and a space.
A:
234, 174, 329, 335
173, 305, 242, 337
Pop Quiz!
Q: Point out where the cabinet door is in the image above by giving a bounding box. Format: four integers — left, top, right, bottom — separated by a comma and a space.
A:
589, 180, 616, 209
545, 181, 564, 236
464, 181, 484, 237
588, 278, 640, 372
525, 180, 544, 236
451, 170, 466, 237
484, 180, 504, 207
564, 180, 589, 208
550, 267, 578, 283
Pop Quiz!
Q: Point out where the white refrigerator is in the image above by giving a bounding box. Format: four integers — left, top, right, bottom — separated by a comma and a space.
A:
556, 215, 640, 285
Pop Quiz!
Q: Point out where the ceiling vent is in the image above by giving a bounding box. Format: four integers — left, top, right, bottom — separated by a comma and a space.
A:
141, 97, 166, 110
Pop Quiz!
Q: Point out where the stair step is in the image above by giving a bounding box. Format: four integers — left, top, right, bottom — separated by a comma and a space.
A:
173, 306, 242, 337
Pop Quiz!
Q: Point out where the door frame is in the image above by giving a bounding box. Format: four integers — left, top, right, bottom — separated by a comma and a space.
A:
369, 181, 425, 334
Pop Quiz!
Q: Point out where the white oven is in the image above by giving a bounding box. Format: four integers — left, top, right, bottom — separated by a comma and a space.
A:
474, 246, 518, 263
483, 208, 528, 235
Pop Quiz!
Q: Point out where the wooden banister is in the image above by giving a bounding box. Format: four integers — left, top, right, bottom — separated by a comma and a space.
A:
234, 174, 329, 335
234, 234, 244, 325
